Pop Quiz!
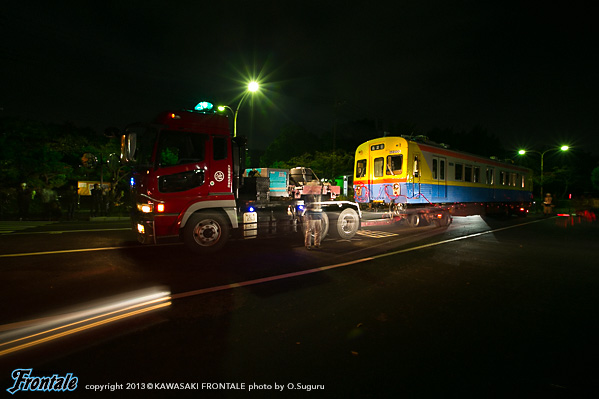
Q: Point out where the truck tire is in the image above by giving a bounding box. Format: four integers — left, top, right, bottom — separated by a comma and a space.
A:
434, 210, 451, 227
406, 213, 421, 228
329, 208, 360, 239
183, 211, 230, 253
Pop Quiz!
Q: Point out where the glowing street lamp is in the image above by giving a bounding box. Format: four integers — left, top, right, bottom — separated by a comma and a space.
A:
518, 145, 569, 199
219, 81, 260, 137
248, 81, 259, 93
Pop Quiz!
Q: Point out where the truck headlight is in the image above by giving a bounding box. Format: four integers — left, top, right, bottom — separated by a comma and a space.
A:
137, 203, 153, 213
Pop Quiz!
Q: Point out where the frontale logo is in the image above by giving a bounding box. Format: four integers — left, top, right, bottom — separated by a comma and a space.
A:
7, 369, 78, 394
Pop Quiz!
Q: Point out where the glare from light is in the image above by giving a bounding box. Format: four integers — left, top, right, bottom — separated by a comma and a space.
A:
248, 81, 259, 92
560, 145, 569, 151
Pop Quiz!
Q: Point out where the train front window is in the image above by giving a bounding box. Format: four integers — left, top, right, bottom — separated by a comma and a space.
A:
386, 155, 403, 175
374, 157, 384, 177
356, 159, 367, 178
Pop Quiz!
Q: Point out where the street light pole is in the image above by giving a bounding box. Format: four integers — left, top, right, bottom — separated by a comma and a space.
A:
218, 81, 260, 137
518, 146, 569, 199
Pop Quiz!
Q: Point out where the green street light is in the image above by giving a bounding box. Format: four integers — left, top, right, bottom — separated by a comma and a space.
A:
517, 145, 570, 199
248, 81, 259, 92
218, 81, 261, 137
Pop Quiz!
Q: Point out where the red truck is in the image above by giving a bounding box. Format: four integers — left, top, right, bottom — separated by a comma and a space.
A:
120, 103, 361, 253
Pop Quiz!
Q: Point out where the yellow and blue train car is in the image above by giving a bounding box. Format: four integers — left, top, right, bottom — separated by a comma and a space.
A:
353, 137, 533, 212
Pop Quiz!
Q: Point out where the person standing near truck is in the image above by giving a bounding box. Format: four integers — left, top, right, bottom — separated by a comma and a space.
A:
304, 194, 323, 249
543, 192, 553, 216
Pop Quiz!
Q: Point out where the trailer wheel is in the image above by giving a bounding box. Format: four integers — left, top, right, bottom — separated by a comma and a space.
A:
406, 213, 421, 228
329, 208, 360, 239
434, 211, 451, 227
183, 212, 229, 253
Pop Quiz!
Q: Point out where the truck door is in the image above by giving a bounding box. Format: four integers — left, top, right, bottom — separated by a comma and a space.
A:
209, 136, 233, 194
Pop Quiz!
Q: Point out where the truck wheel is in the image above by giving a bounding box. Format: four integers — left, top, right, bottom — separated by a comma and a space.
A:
434, 211, 450, 227
183, 212, 229, 253
406, 213, 421, 228
330, 208, 360, 239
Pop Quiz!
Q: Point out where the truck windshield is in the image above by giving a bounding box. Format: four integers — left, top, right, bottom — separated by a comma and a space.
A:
157, 130, 207, 167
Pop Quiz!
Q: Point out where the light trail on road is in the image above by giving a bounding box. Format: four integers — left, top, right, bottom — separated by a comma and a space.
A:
0, 242, 181, 258
0, 288, 171, 357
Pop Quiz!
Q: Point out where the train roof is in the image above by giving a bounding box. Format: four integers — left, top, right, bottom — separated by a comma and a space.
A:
358, 136, 531, 172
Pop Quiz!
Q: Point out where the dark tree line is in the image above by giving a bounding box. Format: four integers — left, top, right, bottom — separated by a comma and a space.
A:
0, 117, 127, 219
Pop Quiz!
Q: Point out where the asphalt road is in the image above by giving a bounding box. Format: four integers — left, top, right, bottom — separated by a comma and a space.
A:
1, 213, 598, 397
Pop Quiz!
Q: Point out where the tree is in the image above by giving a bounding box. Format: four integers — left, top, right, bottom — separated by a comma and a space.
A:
260, 124, 319, 166
272, 150, 353, 181
591, 167, 599, 192
427, 126, 505, 157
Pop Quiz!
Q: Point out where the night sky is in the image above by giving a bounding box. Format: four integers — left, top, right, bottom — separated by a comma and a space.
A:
2, 1, 598, 155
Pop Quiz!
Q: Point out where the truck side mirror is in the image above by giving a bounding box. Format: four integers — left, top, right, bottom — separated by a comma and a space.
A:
120, 133, 137, 162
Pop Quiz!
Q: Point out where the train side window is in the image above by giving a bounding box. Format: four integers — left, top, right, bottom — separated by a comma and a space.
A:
500, 171, 506, 185
432, 159, 438, 179
374, 157, 384, 177
486, 168, 494, 185
413, 156, 420, 177
455, 163, 463, 180
473, 167, 480, 183
521, 174, 525, 188
386, 155, 403, 175
440, 160, 445, 180
356, 159, 367, 178
464, 165, 472, 182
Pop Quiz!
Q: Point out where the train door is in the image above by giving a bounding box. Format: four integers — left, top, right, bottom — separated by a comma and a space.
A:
409, 153, 422, 198
432, 156, 447, 198
371, 153, 385, 201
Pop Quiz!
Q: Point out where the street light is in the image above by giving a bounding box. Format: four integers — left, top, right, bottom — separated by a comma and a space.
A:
518, 146, 569, 199
218, 81, 260, 137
